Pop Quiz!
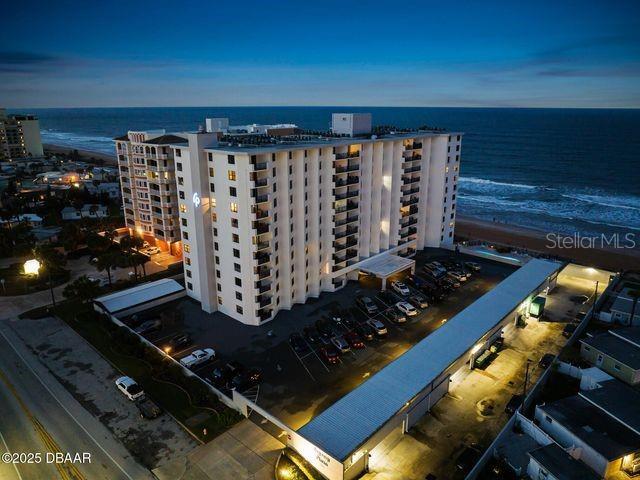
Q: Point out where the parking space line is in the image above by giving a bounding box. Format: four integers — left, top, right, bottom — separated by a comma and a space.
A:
288, 345, 316, 382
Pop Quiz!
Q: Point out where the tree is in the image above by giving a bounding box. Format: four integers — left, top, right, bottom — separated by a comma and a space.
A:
120, 235, 145, 280
33, 244, 67, 308
60, 223, 85, 252
63, 275, 101, 303
95, 250, 120, 286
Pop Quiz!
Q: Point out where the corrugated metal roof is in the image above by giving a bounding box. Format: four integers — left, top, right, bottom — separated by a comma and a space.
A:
358, 254, 415, 277
298, 258, 561, 461
94, 279, 184, 314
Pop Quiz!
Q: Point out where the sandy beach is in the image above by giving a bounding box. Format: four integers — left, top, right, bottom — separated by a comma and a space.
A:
44, 143, 116, 165
456, 216, 640, 272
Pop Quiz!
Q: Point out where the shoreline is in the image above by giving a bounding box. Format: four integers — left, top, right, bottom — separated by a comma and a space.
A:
456, 215, 639, 271
44, 143, 116, 165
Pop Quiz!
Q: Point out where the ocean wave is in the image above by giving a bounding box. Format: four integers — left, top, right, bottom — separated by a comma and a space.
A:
41, 129, 115, 155
459, 176, 537, 190
561, 193, 640, 211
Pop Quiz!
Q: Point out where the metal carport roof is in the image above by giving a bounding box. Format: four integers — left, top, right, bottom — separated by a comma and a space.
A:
94, 278, 184, 314
298, 258, 562, 461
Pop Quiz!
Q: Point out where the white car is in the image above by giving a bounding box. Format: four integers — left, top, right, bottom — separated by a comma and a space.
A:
391, 281, 410, 296
144, 246, 161, 255
115, 376, 145, 401
396, 301, 418, 317
179, 348, 216, 368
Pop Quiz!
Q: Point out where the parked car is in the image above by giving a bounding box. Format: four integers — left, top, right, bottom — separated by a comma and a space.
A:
409, 294, 429, 309
465, 261, 481, 272
446, 272, 463, 286
211, 361, 244, 388
319, 345, 340, 364
442, 277, 460, 289
538, 353, 555, 369
289, 333, 310, 354
137, 398, 162, 419
142, 240, 150, 249
406, 274, 427, 289
505, 394, 523, 415
179, 348, 216, 368
356, 296, 379, 315
115, 376, 144, 401
396, 301, 418, 317
143, 246, 161, 255
423, 263, 446, 279
456, 444, 482, 473
344, 331, 365, 349
134, 319, 162, 335
162, 333, 192, 354
448, 270, 468, 282
231, 368, 262, 390
386, 308, 406, 324
391, 281, 410, 296
489, 337, 504, 353
303, 326, 320, 344
366, 318, 388, 337
331, 336, 351, 353
355, 322, 375, 341
315, 319, 334, 339
562, 323, 578, 338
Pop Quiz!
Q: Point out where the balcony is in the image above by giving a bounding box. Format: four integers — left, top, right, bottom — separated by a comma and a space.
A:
255, 282, 272, 294
253, 193, 270, 204
334, 225, 358, 239
333, 238, 358, 250
255, 266, 272, 280
402, 186, 420, 196
255, 252, 271, 265
334, 189, 359, 201
402, 196, 419, 207
413, 142, 422, 149
252, 177, 268, 188
252, 162, 268, 171
253, 209, 270, 220
254, 241, 271, 251
257, 296, 273, 309
402, 176, 420, 186
257, 309, 272, 322
400, 217, 418, 228
254, 223, 269, 235
403, 165, 421, 173
334, 201, 358, 214
334, 164, 359, 174
334, 176, 359, 188
334, 215, 359, 227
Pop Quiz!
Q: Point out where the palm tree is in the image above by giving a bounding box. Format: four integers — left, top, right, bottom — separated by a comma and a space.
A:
95, 250, 120, 286
33, 244, 67, 308
63, 275, 101, 303
60, 223, 85, 252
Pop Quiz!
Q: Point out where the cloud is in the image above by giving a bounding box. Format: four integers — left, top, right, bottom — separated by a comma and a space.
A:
0, 50, 67, 73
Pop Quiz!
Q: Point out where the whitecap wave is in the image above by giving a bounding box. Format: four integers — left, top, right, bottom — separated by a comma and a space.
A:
561, 193, 640, 211
459, 176, 537, 190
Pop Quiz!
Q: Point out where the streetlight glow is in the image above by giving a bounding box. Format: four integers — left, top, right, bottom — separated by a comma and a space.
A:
24, 259, 41, 276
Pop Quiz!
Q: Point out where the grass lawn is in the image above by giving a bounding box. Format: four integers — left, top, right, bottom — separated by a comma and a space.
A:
0, 263, 70, 296
52, 301, 240, 442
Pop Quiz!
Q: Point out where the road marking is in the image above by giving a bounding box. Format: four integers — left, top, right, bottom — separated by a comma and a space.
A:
288, 344, 316, 382
0, 430, 23, 480
0, 329, 135, 480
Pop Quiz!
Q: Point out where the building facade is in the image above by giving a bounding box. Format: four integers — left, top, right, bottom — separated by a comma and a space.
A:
0, 108, 44, 161
114, 131, 186, 255
165, 114, 462, 325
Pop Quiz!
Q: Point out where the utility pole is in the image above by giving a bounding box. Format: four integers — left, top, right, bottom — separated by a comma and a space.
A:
523, 359, 532, 398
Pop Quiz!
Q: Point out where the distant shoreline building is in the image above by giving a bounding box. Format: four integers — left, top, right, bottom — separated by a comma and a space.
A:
115, 113, 462, 325
0, 108, 44, 161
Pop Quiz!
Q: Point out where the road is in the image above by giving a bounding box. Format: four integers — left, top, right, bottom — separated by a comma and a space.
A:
0, 321, 153, 480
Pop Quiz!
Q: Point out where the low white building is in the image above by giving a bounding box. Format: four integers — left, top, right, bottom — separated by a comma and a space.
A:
0, 213, 43, 228
61, 204, 108, 220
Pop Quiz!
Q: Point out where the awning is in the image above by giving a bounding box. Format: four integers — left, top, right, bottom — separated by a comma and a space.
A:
358, 254, 415, 278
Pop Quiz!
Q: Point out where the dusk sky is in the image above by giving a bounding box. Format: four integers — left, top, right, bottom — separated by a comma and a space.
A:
1, 0, 639, 108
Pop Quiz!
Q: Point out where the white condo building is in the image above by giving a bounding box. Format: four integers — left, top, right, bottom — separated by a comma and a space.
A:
0, 108, 43, 161
156, 113, 462, 326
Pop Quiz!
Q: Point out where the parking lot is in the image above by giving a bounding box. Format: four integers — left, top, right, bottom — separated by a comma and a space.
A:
123, 249, 518, 430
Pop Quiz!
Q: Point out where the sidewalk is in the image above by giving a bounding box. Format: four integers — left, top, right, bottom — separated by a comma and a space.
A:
153, 419, 284, 480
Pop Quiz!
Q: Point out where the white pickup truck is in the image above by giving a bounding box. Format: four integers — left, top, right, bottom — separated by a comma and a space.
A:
179, 348, 216, 368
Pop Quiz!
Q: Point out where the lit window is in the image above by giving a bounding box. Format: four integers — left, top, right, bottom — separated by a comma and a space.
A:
230, 202, 238, 213
228, 170, 237, 181
209, 167, 214, 177
184, 244, 190, 253
179, 204, 187, 213
211, 198, 216, 208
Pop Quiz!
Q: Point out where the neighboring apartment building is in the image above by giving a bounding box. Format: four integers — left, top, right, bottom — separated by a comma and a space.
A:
168, 113, 461, 325
0, 108, 44, 161
580, 328, 640, 385
114, 130, 187, 255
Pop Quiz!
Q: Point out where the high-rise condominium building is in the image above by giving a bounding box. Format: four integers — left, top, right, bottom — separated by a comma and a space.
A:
114, 130, 187, 255
153, 113, 462, 326
0, 108, 44, 161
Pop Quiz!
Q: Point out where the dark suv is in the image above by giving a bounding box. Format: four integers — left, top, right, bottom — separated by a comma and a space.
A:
356, 296, 379, 315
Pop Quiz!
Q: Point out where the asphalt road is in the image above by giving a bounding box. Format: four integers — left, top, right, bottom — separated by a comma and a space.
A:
0, 322, 153, 480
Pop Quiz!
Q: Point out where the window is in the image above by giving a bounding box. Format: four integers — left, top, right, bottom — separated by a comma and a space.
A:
235, 277, 242, 287
179, 204, 187, 213
186, 269, 192, 278
236, 305, 243, 314
228, 170, 236, 181
234, 263, 241, 273
228, 155, 235, 164
187, 282, 192, 290
218, 296, 223, 305
236, 291, 242, 300
233, 248, 240, 258
181, 218, 187, 227
230, 202, 238, 213
175, 149, 181, 157
183, 231, 189, 240
184, 244, 190, 253
177, 177, 184, 186
176, 163, 182, 171
212, 198, 216, 208
232, 233, 239, 243
184, 257, 191, 266
179, 190, 185, 199
209, 167, 214, 177
210, 183, 215, 192
215, 256, 220, 265
229, 186, 237, 197
231, 218, 238, 228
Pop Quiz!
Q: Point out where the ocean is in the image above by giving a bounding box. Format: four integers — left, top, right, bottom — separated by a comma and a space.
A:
19, 106, 640, 240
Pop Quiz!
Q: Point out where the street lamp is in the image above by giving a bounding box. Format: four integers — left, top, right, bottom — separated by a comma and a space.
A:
24, 259, 41, 276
